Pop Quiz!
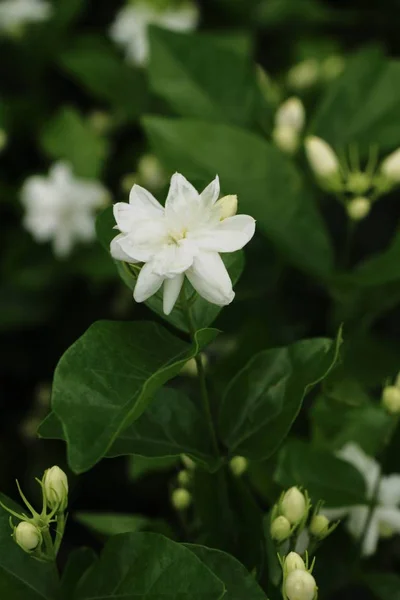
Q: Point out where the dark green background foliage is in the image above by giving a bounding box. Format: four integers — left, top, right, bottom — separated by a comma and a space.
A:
2, 0, 400, 599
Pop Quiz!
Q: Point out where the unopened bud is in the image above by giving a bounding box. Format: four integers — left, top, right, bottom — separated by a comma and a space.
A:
380, 148, 400, 183
0, 129, 7, 152
273, 126, 300, 155
275, 97, 305, 133
305, 136, 340, 179
284, 552, 306, 574
229, 456, 248, 477
180, 353, 208, 377
43, 466, 68, 511
287, 59, 319, 90
215, 195, 238, 220
280, 487, 307, 525
14, 522, 41, 552
346, 197, 371, 221
177, 470, 191, 487
382, 385, 400, 415
138, 154, 166, 190
271, 515, 291, 542
171, 488, 192, 510
310, 514, 330, 538
181, 454, 196, 470
285, 569, 317, 600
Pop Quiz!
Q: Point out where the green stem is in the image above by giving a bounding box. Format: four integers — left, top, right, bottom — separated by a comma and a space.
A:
181, 289, 220, 457
41, 526, 55, 561
53, 512, 66, 556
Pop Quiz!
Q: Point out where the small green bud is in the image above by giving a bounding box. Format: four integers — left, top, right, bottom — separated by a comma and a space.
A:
285, 569, 317, 600
382, 385, 400, 415
171, 488, 192, 511
14, 521, 41, 552
284, 552, 306, 575
181, 454, 196, 470
270, 515, 291, 542
310, 514, 330, 539
346, 196, 371, 221
43, 466, 68, 511
177, 470, 191, 487
229, 456, 248, 477
280, 487, 307, 525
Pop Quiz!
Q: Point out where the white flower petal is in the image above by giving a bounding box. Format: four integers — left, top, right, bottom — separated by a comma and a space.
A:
194, 215, 256, 252
166, 173, 199, 209
113, 202, 136, 233
337, 443, 380, 498
378, 475, 400, 507
377, 507, 400, 533
186, 251, 234, 306
200, 175, 220, 207
129, 184, 164, 217
133, 262, 164, 303
110, 233, 139, 263
163, 274, 184, 315
152, 240, 195, 277
117, 219, 167, 262
361, 512, 380, 557
53, 229, 74, 258
49, 161, 73, 186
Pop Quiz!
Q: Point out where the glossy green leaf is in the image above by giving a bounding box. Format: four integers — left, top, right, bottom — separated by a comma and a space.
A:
96, 205, 245, 333
219, 333, 342, 459
40, 107, 108, 178
364, 572, 400, 600
148, 27, 257, 126
0, 494, 59, 600
60, 548, 97, 600
143, 117, 333, 278
40, 386, 221, 471
74, 532, 225, 600
275, 439, 367, 506
74, 512, 172, 538
186, 545, 268, 599
49, 320, 218, 473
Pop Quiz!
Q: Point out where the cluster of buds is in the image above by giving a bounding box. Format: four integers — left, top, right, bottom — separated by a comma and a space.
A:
305, 136, 400, 221
171, 455, 195, 511
382, 373, 400, 415
1, 466, 68, 561
270, 487, 310, 543
280, 552, 318, 600
272, 97, 305, 155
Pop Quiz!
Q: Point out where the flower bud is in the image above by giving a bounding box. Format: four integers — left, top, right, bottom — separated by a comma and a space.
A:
310, 514, 330, 538
346, 197, 371, 221
181, 454, 196, 470
177, 470, 191, 487
284, 552, 306, 574
43, 466, 68, 511
280, 487, 307, 525
171, 488, 192, 510
287, 59, 319, 90
137, 154, 166, 190
285, 569, 317, 600
305, 136, 340, 179
229, 456, 248, 477
14, 522, 41, 552
275, 98, 305, 133
273, 126, 300, 155
271, 515, 291, 542
0, 129, 7, 152
215, 195, 238, 220
382, 385, 400, 415
380, 148, 400, 183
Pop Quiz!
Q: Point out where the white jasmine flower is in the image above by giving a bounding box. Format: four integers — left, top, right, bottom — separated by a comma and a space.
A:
109, 1, 199, 67
323, 443, 400, 556
0, 0, 51, 35
110, 173, 255, 314
21, 162, 109, 258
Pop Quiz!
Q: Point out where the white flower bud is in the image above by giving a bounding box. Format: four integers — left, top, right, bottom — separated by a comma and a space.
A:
287, 59, 319, 90
229, 456, 248, 477
273, 126, 300, 155
284, 552, 306, 574
382, 385, 400, 415
285, 569, 317, 600
177, 470, 191, 487
305, 136, 340, 179
275, 98, 305, 133
346, 197, 371, 221
310, 514, 330, 538
171, 488, 192, 510
215, 195, 238, 220
380, 148, 400, 183
270, 515, 291, 542
43, 466, 68, 511
280, 487, 307, 525
14, 522, 41, 552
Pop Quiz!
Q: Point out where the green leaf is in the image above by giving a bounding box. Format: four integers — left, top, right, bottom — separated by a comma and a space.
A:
186, 545, 268, 599
148, 27, 257, 126
218, 333, 342, 459
60, 548, 97, 600
40, 107, 108, 178
128, 455, 178, 481
143, 117, 333, 278
59, 36, 148, 121
275, 439, 367, 506
0, 494, 59, 600
351, 230, 400, 286
364, 572, 400, 600
49, 320, 218, 473
74, 512, 172, 538
311, 47, 400, 152
39, 386, 221, 471
74, 532, 225, 600
96, 206, 245, 333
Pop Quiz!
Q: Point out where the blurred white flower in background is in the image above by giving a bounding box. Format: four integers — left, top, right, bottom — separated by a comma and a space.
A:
272, 97, 305, 154
111, 173, 255, 314
0, 0, 51, 36
21, 162, 109, 258
109, 1, 199, 66
323, 443, 400, 556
